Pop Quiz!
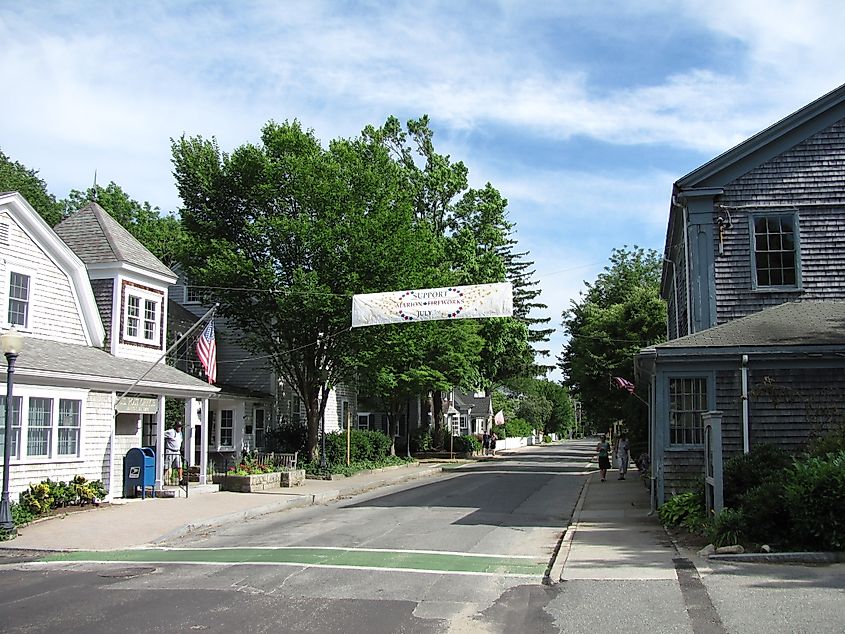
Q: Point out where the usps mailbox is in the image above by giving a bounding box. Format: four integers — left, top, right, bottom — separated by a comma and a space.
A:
123, 446, 156, 499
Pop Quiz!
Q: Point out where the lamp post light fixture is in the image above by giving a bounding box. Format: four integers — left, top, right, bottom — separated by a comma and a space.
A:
1, 327, 24, 535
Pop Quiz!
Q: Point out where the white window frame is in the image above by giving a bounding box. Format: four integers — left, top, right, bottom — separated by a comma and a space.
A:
0, 395, 22, 460
357, 413, 371, 430
0, 386, 87, 464
207, 410, 218, 447
3, 266, 36, 331
122, 284, 163, 346
220, 409, 234, 448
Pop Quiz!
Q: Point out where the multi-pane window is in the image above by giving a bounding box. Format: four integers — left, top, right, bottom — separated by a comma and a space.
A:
142, 414, 157, 448
58, 399, 82, 456
0, 395, 21, 459
184, 286, 204, 303
254, 409, 265, 449
27, 397, 53, 457
753, 214, 798, 288
126, 295, 141, 337
357, 413, 370, 430
1, 391, 84, 461
459, 415, 470, 436
669, 377, 707, 445
8, 271, 31, 327
220, 410, 233, 447
123, 285, 162, 344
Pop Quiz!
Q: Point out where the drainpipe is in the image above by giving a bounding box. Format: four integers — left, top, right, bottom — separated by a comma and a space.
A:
663, 258, 680, 339
682, 204, 693, 335
741, 354, 750, 454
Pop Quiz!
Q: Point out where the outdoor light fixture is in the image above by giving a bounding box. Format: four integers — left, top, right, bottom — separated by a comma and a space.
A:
1, 327, 25, 535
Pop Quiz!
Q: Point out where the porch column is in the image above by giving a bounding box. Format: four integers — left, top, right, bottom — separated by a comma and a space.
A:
154, 394, 166, 489
199, 398, 209, 484
183, 398, 199, 468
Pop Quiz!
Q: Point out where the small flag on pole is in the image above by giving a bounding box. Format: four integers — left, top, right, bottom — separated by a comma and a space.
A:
613, 376, 635, 394
197, 320, 217, 384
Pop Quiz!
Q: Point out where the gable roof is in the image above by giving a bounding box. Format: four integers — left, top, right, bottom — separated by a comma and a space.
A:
0, 192, 105, 347
54, 202, 176, 282
657, 301, 845, 351
453, 388, 492, 414
677, 82, 845, 191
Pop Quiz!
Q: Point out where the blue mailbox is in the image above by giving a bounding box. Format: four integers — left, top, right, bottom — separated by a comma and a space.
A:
123, 446, 156, 498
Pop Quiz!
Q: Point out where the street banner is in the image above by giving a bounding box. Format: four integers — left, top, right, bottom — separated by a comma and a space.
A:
351, 282, 513, 328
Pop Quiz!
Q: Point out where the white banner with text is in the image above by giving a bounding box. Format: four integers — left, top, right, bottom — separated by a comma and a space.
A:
352, 283, 513, 328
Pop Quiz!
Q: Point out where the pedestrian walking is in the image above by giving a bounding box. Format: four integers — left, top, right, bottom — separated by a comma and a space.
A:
164, 422, 184, 484
490, 432, 498, 456
482, 431, 490, 456
596, 434, 611, 481
615, 433, 630, 480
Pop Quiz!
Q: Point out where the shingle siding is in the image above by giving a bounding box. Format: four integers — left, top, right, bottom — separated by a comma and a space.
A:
714, 119, 845, 323
1, 211, 88, 344
90, 279, 114, 349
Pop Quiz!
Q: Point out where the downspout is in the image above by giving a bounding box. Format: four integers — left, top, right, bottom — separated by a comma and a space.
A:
741, 354, 750, 454
683, 205, 693, 335
663, 258, 680, 339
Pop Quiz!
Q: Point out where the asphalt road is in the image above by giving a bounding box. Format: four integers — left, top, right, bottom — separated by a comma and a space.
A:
0, 443, 591, 633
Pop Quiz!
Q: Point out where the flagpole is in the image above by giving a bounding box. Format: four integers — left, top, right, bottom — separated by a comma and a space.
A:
114, 303, 219, 408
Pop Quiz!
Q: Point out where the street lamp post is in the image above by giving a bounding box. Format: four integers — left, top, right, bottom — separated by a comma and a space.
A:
1, 327, 24, 535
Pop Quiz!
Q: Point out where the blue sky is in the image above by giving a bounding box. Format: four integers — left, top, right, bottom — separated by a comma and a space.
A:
2, 1, 844, 379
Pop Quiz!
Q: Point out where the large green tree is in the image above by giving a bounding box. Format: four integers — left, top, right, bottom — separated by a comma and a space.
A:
0, 149, 64, 225
172, 120, 448, 460
558, 246, 666, 440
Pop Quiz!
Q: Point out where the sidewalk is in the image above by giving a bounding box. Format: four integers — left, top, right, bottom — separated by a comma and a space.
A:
552, 450, 845, 634
0, 462, 444, 552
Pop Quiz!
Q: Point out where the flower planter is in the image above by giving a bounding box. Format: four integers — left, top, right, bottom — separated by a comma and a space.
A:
215, 469, 306, 492
216, 472, 280, 493
280, 469, 305, 487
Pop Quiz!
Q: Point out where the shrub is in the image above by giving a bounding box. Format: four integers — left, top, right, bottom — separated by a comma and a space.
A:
543, 435, 552, 443
737, 476, 791, 547
784, 450, 845, 551
805, 422, 845, 458
504, 417, 534, 438
323, 430, 393, 465
708, 507, 746, 547
658, 491, 705, 531
723, 443, 792, 508
264, 419, 308, 455
18, 476, 106, 517
410, 428, 432, 452
452, 435, 481, 454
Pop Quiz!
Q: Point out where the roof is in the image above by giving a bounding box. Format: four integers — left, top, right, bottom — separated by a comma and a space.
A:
54, 202, 175, 280
657, 301, 845, 350
0, 192, 105, 347
3, 337, 218, 398
453, 388, 492, 414
677, 82, 845, 190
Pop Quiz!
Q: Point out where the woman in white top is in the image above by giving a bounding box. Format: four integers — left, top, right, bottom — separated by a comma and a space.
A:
615, 433, 630, 480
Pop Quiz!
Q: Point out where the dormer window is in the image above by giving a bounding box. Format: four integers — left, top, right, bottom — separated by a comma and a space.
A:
122, 281, 163, 346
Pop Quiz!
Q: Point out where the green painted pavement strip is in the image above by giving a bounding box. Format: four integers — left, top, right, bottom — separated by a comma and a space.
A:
41, 547, 547, 576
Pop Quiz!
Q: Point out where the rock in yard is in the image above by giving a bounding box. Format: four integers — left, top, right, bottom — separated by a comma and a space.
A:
697, 544, 716, 557
715, 544, 745, 555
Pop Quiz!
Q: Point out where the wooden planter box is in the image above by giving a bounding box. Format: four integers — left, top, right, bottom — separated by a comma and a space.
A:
216, 469, 305, 492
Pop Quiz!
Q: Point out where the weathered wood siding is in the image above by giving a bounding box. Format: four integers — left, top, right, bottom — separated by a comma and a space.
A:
715, 119, 845, 323
747, 367, 844, 453
90, 279, 114, 349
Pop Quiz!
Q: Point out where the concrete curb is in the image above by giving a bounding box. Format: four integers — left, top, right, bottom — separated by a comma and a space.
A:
547, 473, 590, 583
153, 464, 445, 544
708, 551, 844, 564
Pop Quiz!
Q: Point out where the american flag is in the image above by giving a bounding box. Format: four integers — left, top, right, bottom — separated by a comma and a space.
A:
613, 376, 635, 394
197, 320, 217, 384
